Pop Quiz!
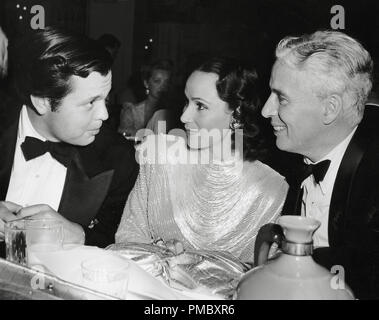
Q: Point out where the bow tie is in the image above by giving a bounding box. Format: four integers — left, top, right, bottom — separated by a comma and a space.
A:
21, 136, 75, 167
300, 159, 331, 184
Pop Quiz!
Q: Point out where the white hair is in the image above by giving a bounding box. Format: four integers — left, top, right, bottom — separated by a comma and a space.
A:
276, 30, 373, 126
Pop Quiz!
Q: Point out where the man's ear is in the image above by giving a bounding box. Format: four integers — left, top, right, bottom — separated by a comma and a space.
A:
30, 95, 51, 115
323, 94, 343, 125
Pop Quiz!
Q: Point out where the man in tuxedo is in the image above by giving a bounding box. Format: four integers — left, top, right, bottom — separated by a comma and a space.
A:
262, 30, 379, 299
0, 27, 138, 250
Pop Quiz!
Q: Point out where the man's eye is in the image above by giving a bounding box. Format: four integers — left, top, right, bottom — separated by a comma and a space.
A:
86, 99, 97, 108
278, 96, 288, 105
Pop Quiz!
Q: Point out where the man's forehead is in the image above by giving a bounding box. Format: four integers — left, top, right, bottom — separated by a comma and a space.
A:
70, 71, 112, 89
270, 60, 301, 85
271, 59, 323, 98
67, 71, 112, 97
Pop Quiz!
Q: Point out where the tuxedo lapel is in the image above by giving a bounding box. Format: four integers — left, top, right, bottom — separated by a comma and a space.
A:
0, 120, 18, 200
282, 179, 302, 216
329, 125, 368, 245
58, 151, 114, 226
281, 155, 304, 216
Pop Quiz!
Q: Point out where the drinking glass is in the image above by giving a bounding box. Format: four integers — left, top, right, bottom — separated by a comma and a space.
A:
25, 218, 64, 269
5, 219, 27, 265
4, 217, 63, 268
81, 255, 130, 299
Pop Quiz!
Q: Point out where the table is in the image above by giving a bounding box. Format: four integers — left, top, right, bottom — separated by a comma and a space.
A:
24, 244, 220, 300
0, 258, 118, 300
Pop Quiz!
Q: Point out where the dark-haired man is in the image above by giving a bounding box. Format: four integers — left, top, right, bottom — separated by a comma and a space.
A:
0, 27, 138, 250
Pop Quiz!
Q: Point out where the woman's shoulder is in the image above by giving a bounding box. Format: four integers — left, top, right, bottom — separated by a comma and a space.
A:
244, 160, 288, 190
146, 109, 169, 134
151, 108, 169, 119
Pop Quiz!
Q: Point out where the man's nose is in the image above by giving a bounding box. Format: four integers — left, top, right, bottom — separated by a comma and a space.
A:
97, 101, 109, 121
261, 94, 277, 118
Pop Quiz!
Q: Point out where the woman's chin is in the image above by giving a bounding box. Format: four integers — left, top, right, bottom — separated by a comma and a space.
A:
186, 139, 209, 150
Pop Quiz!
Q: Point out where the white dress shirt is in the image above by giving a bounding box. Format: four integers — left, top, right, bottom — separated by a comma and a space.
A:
6, 106, 67, 210
301, 127, 357, 248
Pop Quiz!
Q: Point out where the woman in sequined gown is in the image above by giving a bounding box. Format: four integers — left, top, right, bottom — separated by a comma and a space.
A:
115, 57, 288, 264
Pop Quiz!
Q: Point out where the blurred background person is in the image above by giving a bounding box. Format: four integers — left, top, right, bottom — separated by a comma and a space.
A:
97, 33, 121, 62
0, 26, 8, 79
117, 58, 173, 137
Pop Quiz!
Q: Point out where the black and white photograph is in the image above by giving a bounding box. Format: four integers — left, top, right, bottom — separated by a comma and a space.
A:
0, 0, 378, 305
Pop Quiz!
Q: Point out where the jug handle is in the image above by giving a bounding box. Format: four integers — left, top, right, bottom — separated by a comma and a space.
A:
254, 223, 284, 267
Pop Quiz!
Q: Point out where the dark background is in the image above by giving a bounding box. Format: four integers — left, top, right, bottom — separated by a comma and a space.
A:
1, 0, 378, 102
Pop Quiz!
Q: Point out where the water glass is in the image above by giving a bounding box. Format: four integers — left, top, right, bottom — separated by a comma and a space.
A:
25, 218, 64, 269
5, 219, 27, 265
4, 217, 64, 268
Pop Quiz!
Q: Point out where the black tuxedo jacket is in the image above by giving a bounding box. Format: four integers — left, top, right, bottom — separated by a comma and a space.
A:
280, 106, 379, 299
0, 106, 139, 249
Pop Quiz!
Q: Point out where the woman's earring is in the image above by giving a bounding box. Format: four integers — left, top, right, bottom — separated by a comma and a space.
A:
230, 117, 241, 130
230, 105, 242, 130
145, 87, 150, 95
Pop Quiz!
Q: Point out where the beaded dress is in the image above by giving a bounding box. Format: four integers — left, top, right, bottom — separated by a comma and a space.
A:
115, 134, 288, 263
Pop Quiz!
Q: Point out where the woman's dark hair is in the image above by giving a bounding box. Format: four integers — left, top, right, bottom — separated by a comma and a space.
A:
196, 57, 266, 161
10, 26, 112, 112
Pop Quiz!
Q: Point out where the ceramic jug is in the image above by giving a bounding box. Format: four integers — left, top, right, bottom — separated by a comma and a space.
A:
236, 216, 354, 300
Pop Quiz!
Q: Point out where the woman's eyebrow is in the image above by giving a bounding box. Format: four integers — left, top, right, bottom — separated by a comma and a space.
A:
192, 97, 210, 104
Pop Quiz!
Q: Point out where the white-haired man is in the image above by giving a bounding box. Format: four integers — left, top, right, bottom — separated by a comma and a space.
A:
262, 30, 379, 299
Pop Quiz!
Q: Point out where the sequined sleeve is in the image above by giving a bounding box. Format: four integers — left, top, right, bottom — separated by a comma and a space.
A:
115, 163, 153, 244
